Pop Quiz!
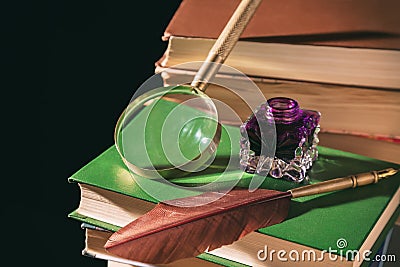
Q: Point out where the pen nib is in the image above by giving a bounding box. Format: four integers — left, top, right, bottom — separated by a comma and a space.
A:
377, 168, 399, 179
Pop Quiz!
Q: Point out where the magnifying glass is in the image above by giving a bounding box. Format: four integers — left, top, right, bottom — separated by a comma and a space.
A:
114, 0, 263, 179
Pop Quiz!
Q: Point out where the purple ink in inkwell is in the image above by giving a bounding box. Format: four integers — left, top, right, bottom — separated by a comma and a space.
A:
240, 97, 321, 183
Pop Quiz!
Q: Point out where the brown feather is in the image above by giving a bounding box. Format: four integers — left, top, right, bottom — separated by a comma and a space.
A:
104, 188, 291, 264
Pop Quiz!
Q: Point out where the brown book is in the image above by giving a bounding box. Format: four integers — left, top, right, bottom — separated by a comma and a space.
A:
157, 66, 400, 142
155, 0, 400, 140
157, 0, 400, 89
164, 0, 400, 49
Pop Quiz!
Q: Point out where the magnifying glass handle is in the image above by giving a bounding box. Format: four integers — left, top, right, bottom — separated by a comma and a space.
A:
191, 0, 263, 92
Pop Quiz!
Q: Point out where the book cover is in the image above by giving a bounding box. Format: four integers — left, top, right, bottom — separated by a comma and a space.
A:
164, 0, 400, 49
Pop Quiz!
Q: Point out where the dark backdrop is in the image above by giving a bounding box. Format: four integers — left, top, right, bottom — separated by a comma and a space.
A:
4, 1, 181, 266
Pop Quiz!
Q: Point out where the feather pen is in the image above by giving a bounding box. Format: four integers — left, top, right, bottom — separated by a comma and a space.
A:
105, 168, 397, 264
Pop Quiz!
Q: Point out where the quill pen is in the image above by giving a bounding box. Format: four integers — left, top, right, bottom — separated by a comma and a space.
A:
105, 168, 398, 264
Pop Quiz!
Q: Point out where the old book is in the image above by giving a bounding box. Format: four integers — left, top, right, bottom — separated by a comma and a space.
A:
82, 218, 399, 267
164, 0, 400, 49
69, 136, 400, 266
156, 67, 400, 141
158, 0, 400, 89
155, 0, 400, 139
157, 36, 400, 89
82, 226, 222, 267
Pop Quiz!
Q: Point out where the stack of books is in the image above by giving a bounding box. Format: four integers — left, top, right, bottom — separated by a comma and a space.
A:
155, 0, 400, 163
69, 0, 400, 266
69, 141, 400, 266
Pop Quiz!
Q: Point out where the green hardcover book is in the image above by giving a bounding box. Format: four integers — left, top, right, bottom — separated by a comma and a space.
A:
69, 131, 399, 267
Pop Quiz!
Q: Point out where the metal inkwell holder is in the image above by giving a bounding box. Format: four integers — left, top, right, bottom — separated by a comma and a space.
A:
114, 0, 320, 188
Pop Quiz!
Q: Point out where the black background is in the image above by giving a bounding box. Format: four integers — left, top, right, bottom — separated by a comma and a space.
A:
3, 1, 181, 266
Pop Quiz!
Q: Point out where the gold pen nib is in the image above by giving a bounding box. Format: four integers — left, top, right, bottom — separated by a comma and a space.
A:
377, 168, 399, 179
